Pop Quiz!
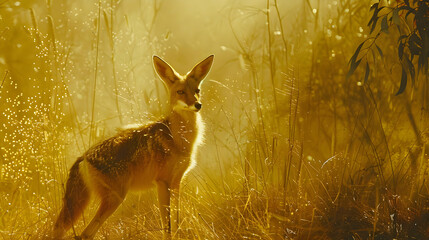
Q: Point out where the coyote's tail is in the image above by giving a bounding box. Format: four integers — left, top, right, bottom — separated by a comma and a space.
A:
53, 157, 90, 238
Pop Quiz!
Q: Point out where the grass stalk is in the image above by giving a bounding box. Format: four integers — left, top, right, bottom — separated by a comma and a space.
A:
366, 86, 395, 191
89, 0, 102, 145
284, 72, 299, 203
104, 0, 123, 125
273, 0, 288, 64
266, 0, 280, 122
1, 70, 8, 88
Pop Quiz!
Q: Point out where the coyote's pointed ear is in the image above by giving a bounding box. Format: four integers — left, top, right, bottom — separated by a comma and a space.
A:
153, 56, 178, 85
187, 55, 214, 84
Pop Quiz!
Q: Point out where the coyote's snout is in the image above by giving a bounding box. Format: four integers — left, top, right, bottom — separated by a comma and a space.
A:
53, 55, 214, 239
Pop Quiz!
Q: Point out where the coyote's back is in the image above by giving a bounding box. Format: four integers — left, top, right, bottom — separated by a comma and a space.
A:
53, 55, 214, 239
83, 121, 173, 181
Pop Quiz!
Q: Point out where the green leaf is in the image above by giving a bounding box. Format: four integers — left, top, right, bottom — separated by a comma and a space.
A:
395, 68, 407, 95
347, 59, 362, 80
410, 33, 421, 44
405, 57, 415, 84
349, 41, 365, 65
368, 6, 382, 34
370, 20, 378, 34
381, 15, 389, 33
347, 41, 367, 79
392, 8, 401, 26
398, 42, 404, 59
405, 9, 415, 20
364, 62, 370, 83
398, 34, 408, 43
369, 3, 379, 20
409, 33, 422, 55
375, 44, 384, 58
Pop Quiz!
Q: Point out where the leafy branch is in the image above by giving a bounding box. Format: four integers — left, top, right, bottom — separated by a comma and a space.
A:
348, 0, 429, 95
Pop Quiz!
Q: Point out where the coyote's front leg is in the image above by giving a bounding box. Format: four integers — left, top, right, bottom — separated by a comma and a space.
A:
169, 183, 180, 235
157, 178, 182, 238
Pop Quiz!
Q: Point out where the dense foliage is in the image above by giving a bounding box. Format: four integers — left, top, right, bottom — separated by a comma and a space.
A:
349, 0, 429, 94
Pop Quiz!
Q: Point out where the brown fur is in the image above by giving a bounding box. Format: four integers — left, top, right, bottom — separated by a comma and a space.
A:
53, 55, 214, 239
54, 157, 89, 235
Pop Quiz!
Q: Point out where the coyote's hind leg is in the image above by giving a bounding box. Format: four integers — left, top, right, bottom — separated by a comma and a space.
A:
157, 180, 171, 233
80, 190, 125, 239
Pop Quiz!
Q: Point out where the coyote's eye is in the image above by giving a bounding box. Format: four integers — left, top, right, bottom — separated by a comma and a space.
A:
177, 90, 185, 95
195, 89, 200, 94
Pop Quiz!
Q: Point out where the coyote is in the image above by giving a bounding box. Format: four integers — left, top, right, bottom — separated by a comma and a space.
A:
53, 55, 214, 239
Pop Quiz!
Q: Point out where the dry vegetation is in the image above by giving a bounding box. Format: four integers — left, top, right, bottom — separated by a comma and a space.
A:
1, 0, 428, 239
